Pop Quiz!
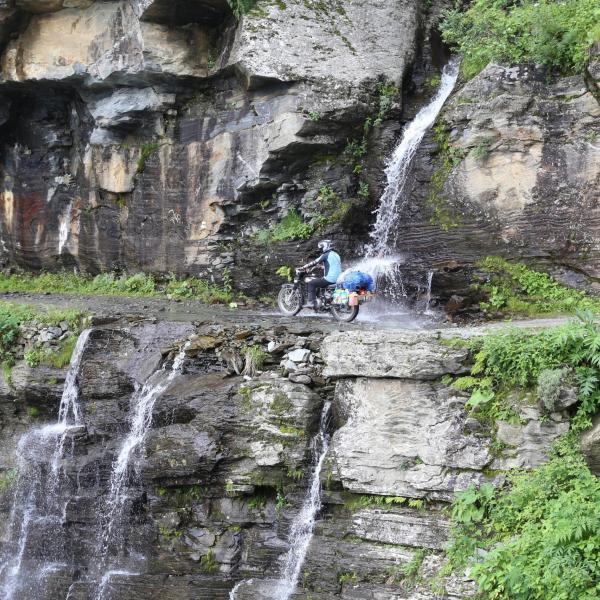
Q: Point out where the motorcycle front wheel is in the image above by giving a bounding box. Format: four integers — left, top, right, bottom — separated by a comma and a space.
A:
330, 303, 359, 322
278, 285, 302, 316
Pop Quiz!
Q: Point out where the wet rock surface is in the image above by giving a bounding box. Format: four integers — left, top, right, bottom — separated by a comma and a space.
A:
0, 310, 580, 598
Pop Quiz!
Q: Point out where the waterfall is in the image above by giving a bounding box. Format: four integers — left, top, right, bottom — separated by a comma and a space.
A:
366, 60, 459, 258
273, 402, 331, 600
0, 329, 91, 600
58, 200, 73, 255
424, 270, 434, 314
95, 341, 190, 600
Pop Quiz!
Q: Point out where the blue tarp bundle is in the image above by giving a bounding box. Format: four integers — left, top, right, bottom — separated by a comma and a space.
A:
341, 271, 376, 292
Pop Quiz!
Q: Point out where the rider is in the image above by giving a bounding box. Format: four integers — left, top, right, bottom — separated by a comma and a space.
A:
299, 239, 342, 310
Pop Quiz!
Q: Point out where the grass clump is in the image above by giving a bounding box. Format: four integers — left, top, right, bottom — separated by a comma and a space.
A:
243, 345, 267, 377
256, 209, 314, 245
441, 0, 600, 80
476, 257, 600, 317
137, 142, 161, 173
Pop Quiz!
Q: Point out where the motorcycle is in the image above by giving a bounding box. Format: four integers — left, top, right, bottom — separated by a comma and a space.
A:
277, 268, 361, 322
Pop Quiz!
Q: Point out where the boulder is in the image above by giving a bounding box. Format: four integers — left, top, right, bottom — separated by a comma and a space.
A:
329, 378, 492, 500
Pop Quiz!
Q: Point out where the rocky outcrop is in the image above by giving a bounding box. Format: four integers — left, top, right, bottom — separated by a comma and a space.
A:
0, 317, 573, 599
0, 0, 421, 291
398, 62, 600, 299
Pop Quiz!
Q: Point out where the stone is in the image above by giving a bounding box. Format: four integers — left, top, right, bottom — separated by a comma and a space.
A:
287, 348, 310, 363
288, 373, 311, 385
329, 378, 492, 500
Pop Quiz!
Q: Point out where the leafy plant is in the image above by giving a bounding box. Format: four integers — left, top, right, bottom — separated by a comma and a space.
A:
228, 0, 257, 19
276, 266, 293, 282
441, 0, 600, 80
357, 181, 370, 200
257, 210, 314, 244
446, 443, 600, 600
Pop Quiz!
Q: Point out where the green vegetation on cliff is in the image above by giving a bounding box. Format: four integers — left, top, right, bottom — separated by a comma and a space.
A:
441, 0, 600, 79
453, 313, 600, 430
445, 315, 600, 599
0, 271, 235, 304
476, 257, 600, 317
0, 301, 83, 374
447, 443, 600, 600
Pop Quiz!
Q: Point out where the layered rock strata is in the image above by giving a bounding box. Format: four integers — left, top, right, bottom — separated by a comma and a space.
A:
0, 318, 574, 599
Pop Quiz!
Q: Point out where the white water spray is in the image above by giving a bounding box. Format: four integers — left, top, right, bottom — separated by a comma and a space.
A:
273, 402, 331, 600
366, 60, 459, 258
96, 341, 190, 600
0, 329, 91, 600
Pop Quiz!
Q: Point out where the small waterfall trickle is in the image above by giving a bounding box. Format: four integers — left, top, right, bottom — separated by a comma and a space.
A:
424, 270, 434, 314
95, 341, 190, 600
273, 402, 331, 600
0, 329, 91, 600
57, 200, 73, 255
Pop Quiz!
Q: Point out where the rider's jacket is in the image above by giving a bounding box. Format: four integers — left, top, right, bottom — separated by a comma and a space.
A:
305, 250, 342, 283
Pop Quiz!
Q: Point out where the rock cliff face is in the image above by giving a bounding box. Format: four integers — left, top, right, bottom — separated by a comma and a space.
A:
0, 0, 420, 291
0, 318, 572, 598
0, 0, 598, 298
400, 61, 600, 298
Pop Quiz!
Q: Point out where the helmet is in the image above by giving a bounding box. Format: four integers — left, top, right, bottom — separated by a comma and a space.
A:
318, 239, 334, 252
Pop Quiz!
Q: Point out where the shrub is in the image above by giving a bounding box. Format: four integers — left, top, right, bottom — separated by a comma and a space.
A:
441, 0, 600, 80
537, 367, 573, 412
447, 445, 600, 600
257, 210, 314, 244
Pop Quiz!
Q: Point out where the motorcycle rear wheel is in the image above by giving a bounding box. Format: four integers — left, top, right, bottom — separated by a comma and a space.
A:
278, 285, 302, 316
330, 303, 359, 322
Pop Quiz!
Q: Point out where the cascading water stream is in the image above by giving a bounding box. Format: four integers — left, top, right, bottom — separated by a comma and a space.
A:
366, 60, 459, 258
0, 328, 91, 600
274, 401, 331, 600
357, 61, 459, 314
95, 341, 190, 600
228, 403, 332, 600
